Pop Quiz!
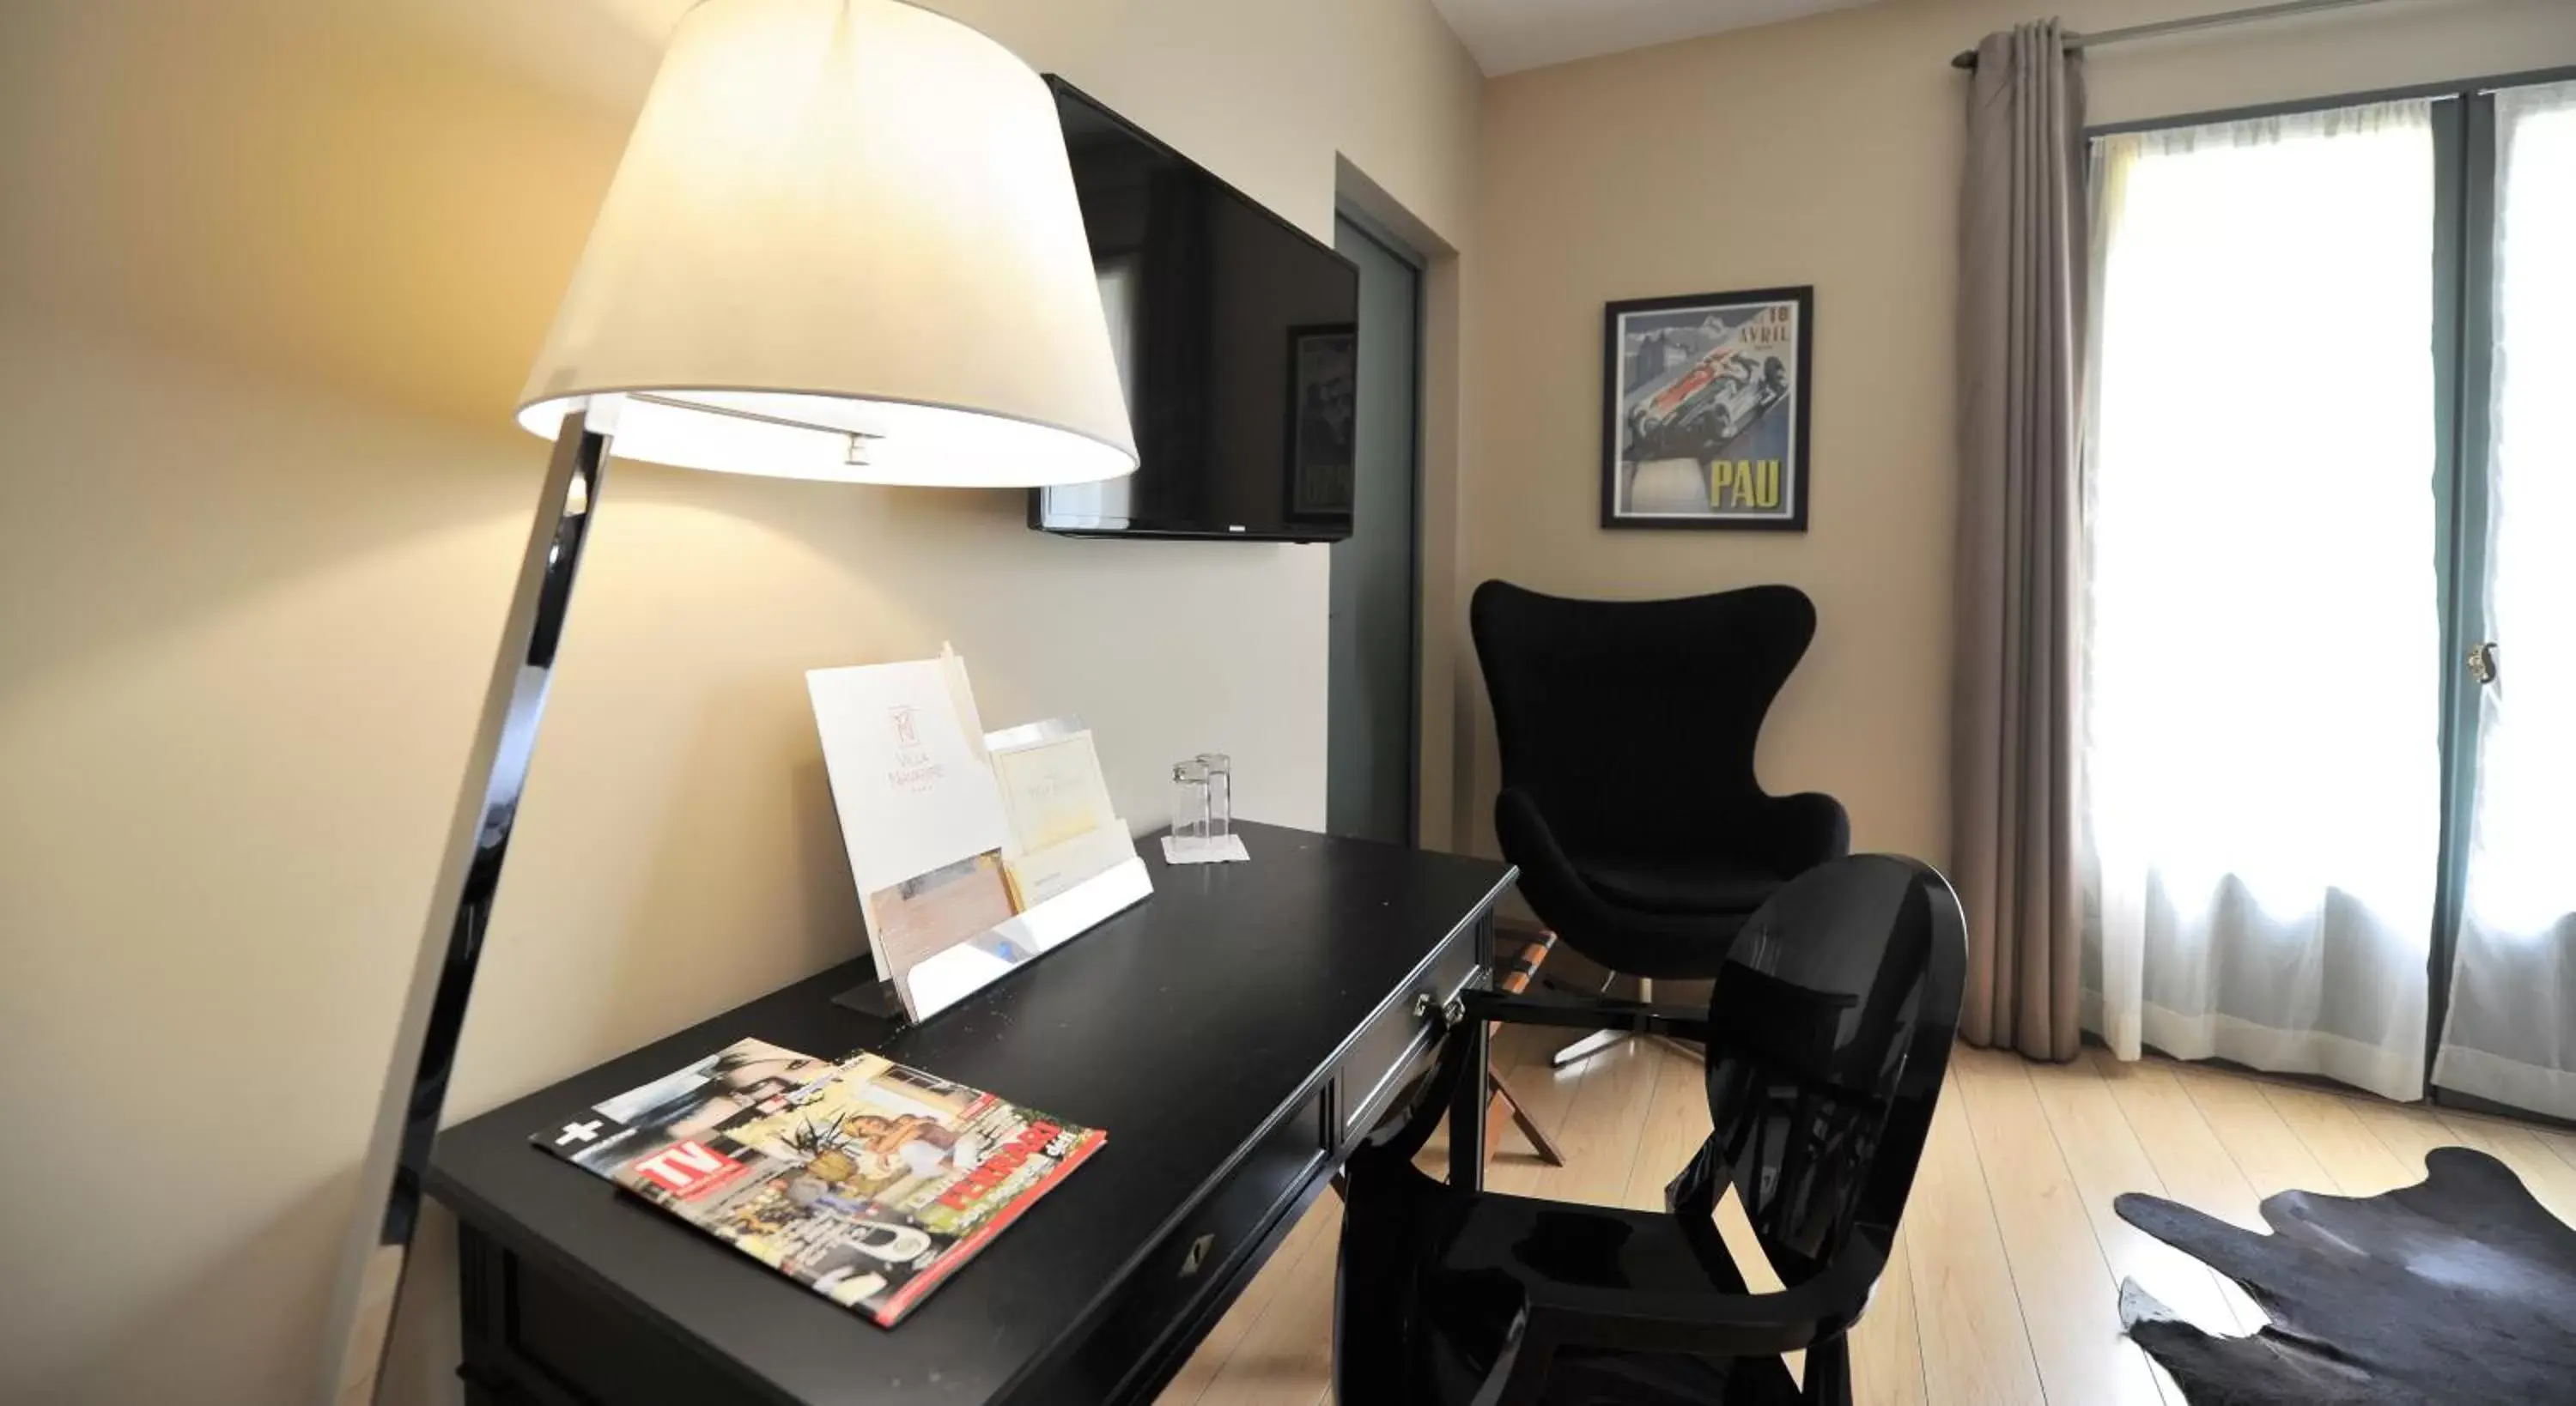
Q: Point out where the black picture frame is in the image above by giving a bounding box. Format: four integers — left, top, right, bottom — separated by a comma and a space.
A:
1600, 285, 1814, 531
1285, 322, 1358, 523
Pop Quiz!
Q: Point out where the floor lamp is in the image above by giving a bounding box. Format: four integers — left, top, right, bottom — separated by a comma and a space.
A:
315, 3, 1138, 1398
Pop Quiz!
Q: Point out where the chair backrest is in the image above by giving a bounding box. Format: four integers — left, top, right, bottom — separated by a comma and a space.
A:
1468, 579, 1815, 856
1690, 854, 1964, 1288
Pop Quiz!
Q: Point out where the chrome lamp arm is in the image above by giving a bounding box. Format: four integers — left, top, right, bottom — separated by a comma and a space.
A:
316, 413, 607, 1404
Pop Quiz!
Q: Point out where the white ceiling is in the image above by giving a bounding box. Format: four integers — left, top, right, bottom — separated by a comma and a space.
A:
1430, 0, 1886, 75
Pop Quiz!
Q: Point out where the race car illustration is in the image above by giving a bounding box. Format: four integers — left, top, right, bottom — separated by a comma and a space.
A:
1621, 333, 1789, 468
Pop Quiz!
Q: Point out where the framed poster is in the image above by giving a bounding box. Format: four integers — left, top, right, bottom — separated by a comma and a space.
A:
1285, 323, 1357, 519
1601, 285, 1812, 531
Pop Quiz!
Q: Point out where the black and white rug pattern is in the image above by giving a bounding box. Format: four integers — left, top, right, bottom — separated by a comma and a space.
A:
2115, 1146, 2576, 1405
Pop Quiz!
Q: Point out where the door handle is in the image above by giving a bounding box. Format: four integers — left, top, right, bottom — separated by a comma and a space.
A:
2468, 641, 2499, 685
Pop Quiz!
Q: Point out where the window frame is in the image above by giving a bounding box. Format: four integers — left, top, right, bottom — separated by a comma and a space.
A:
2087, 64, 2576, 140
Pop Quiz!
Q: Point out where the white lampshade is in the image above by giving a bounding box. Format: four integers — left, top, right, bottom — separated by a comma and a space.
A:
516, 0, 1138, 487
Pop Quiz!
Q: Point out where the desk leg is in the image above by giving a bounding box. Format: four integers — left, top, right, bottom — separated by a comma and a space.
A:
1447, 1018, 1487, 1190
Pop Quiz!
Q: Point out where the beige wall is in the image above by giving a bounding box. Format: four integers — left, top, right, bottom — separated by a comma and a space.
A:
0, 1, 1478, 1403
1457, 0, 2576, 869
14, 0, 2573, 1398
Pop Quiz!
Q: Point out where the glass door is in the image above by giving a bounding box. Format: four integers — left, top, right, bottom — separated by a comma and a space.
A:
1325, 214, 1423, 846
2083, 73, 2576, 1119
2082, 98, 2445, 1103
2433, 81, 2576, 1121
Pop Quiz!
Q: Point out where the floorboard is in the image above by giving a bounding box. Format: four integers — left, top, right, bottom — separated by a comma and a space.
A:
2087, 1049, 2274, 1332
1516, 1033, 1659, 1207
2170, 1062, 2336, 1202
1902, 1065, 2048, 1406
1951, 1045, 2166, 1406
1848, 1221, 1927, 1406
2023, 1049, 2241, 1345
2256, 1080, 2415, 1196
2528, 1124, 2576, 1178
2344, 1090, 2463, 1175
1618, 1038, 1712, 1212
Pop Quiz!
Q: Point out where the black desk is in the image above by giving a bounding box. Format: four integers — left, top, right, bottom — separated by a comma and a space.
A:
428, 821, 1515, 1405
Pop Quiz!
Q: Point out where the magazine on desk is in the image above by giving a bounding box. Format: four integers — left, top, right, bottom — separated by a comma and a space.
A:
532, 1036, 1105, 1327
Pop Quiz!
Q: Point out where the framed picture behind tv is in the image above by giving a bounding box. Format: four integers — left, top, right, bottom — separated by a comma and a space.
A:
1601, 285, 1813, 531
1285, 323, 1357, 520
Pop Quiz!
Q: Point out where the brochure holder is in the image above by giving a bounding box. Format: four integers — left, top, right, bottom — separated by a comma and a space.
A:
831, 853, 1151, 1024
832, 716, 1152, 1027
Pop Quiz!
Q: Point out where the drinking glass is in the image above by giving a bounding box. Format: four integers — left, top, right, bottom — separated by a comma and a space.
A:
1170, 758, 1211, 857
1195, 752, 1231, 844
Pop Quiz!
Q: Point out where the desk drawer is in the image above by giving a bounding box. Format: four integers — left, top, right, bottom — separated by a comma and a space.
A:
1051, 1082, 1330, 1403
465, 1227, 758, 1406
1335, 931, 1479, 1145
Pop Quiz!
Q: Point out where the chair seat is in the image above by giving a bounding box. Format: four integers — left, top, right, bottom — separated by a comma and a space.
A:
1343, 1154, 1811, 1406
1577, 855, 1783, 916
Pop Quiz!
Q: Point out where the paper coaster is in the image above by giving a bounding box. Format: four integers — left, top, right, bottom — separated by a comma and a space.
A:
1161, 833, 1250, 865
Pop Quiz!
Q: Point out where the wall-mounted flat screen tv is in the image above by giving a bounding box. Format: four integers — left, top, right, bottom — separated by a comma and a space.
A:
1031, 78, 1359, 543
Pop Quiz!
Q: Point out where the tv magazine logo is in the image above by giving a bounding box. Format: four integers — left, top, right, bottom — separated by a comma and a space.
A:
629, 1139, 753, 1200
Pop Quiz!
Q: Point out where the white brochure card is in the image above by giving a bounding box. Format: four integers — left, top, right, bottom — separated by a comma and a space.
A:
806, 653, 1013, 1004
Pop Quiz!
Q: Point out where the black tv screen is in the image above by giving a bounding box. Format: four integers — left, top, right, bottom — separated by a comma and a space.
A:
1032, 79, 1358, 542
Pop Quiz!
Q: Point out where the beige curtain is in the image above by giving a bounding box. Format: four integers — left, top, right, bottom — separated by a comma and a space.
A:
1952, 21, 2085, 1061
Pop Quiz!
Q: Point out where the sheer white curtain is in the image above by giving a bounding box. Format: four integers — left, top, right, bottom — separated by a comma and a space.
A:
2437, 82, 2576, 1119
2081, 101, 2439, 1102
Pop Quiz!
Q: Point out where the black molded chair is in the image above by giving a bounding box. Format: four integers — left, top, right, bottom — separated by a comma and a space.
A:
1333, 854, 1965, 1406
1471, 580, 1850, 1064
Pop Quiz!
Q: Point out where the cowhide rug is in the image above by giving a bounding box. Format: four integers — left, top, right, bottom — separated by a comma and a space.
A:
2114, 1146, 2576, 1405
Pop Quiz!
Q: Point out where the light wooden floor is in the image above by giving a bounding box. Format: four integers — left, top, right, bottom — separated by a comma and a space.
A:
1157, 1025, 2576, 1406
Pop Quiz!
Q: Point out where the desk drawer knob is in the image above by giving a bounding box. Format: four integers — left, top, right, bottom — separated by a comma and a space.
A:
1411, 992, 1467, 1028
1181, 1233, 1215, 1278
